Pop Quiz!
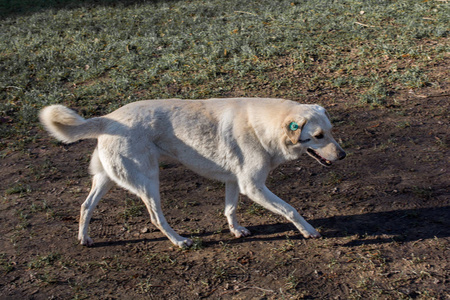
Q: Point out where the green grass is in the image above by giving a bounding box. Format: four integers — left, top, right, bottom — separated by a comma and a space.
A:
28, 253, 61, 269
0, 253, 14, 273
5, 182, 31, 195
1, 0, 449, 150
120, 197, 145, 220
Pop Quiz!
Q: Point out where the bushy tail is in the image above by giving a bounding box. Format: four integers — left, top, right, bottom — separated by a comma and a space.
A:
39, 105, 104, 143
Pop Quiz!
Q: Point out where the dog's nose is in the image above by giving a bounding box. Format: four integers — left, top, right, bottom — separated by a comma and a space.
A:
338, 151, 346, 160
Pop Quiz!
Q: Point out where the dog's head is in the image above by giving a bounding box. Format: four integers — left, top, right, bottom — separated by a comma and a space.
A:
283, 105, 346, 166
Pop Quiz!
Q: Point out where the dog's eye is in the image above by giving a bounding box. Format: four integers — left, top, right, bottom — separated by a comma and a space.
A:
315, 133, 324, 139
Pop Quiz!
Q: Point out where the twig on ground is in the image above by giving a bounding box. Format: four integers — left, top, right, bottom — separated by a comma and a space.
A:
234, 11, 258, 16
354, 22, 377, 28
220, 284, 275, 296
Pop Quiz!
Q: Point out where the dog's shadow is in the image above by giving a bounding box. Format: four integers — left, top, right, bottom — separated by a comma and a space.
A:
198, 205, 450, 247
93, 206, 449, 248
90, 237, 168, 248
237, 206, 450, 247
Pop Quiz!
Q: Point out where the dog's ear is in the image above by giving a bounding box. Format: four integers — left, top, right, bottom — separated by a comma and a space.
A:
283, 117, 306, 145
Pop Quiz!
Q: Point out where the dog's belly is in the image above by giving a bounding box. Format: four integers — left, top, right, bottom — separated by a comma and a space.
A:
183, 161, 236, 182
160, 150, 238, 182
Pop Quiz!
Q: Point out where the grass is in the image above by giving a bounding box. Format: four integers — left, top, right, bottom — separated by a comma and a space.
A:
0, 0, 449, 152
0, 253, 14, 273
120, 197, 145, 220
5, 182, 31, 196
28, 253, 61, 269
285, 270, 300, 290
360, 83, 389, 105
189, 236, 205, 250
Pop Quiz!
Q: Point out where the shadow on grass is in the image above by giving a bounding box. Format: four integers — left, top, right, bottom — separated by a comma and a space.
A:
92, 206, 449, 248
1, 0, 181, 19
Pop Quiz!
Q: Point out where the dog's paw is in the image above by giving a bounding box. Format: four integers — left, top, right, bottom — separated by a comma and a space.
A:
176, 238, 193, 248
308, 230, 321, 238
301, 227, 321, 239
79, 236, 94, 247
231, 226, 251, 238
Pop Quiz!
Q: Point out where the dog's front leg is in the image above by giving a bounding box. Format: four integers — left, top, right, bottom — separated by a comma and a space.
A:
241, 184, 321, 238
225, 181, 251, 238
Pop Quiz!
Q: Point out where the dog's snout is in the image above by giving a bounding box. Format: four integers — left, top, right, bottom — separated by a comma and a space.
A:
338, 151, 346, 160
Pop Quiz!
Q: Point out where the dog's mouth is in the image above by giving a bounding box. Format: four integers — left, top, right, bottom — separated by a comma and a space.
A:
307, 148, 332, 167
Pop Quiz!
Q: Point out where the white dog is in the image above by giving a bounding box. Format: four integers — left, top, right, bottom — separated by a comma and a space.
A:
40, 98, 346, 248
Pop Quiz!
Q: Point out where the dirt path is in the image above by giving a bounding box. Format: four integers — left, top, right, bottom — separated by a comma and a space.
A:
1, 89, 449, 299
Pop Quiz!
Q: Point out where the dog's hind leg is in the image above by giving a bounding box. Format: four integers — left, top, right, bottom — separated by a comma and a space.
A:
225, 181, 251, 238
78, 171, 113, 246
104, 153, 193, 248
137, 175, 193, 248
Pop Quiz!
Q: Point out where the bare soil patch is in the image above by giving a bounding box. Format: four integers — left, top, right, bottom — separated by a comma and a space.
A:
0, 86, 449, 299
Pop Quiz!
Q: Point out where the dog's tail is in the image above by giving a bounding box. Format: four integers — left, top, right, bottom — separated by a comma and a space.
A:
39, 105, 105, 143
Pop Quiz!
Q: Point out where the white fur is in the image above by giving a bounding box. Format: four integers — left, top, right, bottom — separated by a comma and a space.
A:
40, 98, 345, 248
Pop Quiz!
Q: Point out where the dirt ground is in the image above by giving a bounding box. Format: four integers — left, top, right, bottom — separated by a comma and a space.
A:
0, 83, 449, 299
